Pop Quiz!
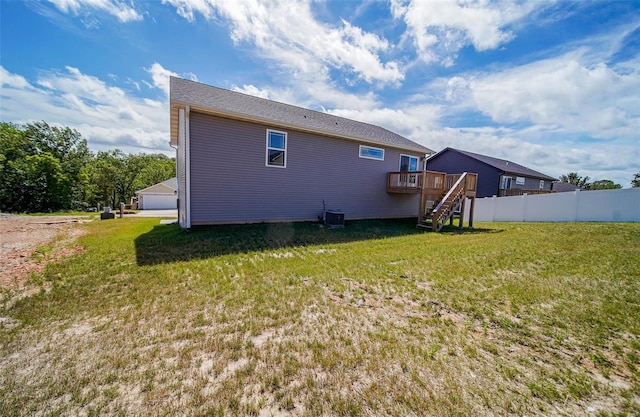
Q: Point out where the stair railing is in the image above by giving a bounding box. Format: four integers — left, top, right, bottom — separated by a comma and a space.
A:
431, 172, 468, 231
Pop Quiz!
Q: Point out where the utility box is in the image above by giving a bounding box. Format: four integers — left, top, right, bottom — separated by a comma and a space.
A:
325, 210, 345, 228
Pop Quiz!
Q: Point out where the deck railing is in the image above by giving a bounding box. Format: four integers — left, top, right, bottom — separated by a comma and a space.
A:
499, 188, 555, 197
431, 173, 469, 231
387, 171, 423, 193
423, 171, 446, 191
388, 171, 477, 197
387, 171, 448, 193
388, 170, 479, 231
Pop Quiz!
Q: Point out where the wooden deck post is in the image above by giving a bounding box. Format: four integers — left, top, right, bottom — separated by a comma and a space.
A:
468, 197, 475, 229
458, 197, 466, 229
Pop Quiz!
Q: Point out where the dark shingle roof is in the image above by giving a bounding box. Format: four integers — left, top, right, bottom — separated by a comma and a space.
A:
552, 182, 582, 192
170, 77, 433, 154
434, 148, 557, 181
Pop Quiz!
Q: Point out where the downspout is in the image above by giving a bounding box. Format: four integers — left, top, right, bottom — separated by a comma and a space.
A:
423, 152, 432, 171
169, 140, 178, 219
185, 105, 191, 228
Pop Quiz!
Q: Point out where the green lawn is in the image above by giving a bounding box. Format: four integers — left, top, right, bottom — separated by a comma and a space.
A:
1, 218, 639, 416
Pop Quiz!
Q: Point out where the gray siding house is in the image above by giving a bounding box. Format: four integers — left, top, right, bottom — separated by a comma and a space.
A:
170, 77, 434, 228
426, 148, 557, 198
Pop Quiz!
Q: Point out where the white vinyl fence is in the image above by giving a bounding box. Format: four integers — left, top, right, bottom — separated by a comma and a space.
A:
468, 188, 640, 223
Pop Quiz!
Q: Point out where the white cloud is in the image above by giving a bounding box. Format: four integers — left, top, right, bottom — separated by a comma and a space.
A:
466, 54, 640, 140
391, 0, 545, 64
232, 84, 271, 100
143, 63, 198, 97
0, 67, 33, 90
47, 0, 143, 22
229, 65, 381, 112
327, 105, 441, 144
145, 62, 179, 97
161, 0, 403, 85
0, 65, 172, 154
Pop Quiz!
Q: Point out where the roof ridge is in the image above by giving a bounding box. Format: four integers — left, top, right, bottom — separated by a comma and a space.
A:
171, 77, 433, 153
440, 147, 556, 180
174, 77, 379, 128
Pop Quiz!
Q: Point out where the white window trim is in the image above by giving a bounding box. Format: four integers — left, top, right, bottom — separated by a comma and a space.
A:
399, 154, 419, 171
516, 176, 525, 185
266, 129, 287, 168
359, 145, 385, 161
501, 176, 512, 189
539, 180, 545, 190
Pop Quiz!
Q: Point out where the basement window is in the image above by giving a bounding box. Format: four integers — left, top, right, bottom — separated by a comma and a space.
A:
266, 129, 287, 168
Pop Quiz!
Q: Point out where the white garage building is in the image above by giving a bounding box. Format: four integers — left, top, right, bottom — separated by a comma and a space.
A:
136, 177, 178, 210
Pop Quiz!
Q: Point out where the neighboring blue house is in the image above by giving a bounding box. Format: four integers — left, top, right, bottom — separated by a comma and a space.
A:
170, 77, 438, 228
426, 147, 557, 198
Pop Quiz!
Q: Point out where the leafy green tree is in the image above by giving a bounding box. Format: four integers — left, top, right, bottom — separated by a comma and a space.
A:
559, 172, 590, 188
0, 122, 92, 212
632, 172, 640, 188
88, 151, 175, 208
1, 121, 175, 212
133, 154, 176, 192
589, 179, 622, 190
8, 153, 65, 212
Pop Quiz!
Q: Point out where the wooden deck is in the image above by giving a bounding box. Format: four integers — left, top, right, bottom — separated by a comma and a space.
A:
387, 170, 478, 231
388, 171, 477, 197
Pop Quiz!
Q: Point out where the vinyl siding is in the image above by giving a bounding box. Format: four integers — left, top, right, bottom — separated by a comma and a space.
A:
189, 111, 422, 224
505, 175, 553, 191
427, 152, 501, 198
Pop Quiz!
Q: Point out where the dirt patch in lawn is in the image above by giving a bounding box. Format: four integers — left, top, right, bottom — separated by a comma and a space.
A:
0, 213, 90, 291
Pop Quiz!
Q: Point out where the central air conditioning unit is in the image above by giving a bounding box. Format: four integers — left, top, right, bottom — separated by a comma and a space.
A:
325, 209, 345, 228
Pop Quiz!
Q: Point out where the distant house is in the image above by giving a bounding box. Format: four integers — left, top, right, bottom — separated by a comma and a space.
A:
552, 182, 582, 192
169, 77, 441, 228
135, 177, 177, 210
426, 148, 557, 198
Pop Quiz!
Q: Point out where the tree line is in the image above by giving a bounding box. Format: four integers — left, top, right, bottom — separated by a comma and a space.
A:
0, 122, 175, 213
559, 172, 639, 190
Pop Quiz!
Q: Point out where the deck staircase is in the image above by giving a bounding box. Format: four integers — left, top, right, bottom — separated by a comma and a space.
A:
387, 170, 477, 232
418, 173, 469, 231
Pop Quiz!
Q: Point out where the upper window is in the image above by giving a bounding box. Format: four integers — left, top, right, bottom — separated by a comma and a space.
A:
359, 145, 384, 161
266, 130, 287, 168
400, 155, 419, 172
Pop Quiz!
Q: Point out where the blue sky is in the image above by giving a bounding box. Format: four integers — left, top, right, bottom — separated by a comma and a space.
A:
1, 0, 639, 187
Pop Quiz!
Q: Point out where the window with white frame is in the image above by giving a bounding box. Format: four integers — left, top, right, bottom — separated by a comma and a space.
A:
359, 145, 384, 161
399, 154, 419, 187
266, 129, 287, 168
400, 155, 419, 172
539, 180, 545, 190
516, 177, 525, 185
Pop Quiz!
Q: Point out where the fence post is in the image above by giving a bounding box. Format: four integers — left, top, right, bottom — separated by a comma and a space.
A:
492, 196, 497, 222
